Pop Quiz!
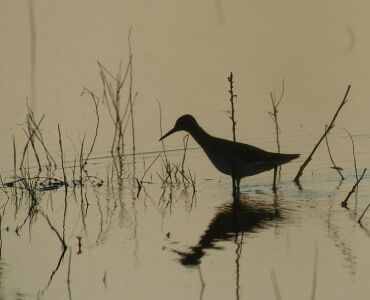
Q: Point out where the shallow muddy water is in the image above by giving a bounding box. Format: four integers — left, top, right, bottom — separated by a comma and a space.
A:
1, 1, 370, 299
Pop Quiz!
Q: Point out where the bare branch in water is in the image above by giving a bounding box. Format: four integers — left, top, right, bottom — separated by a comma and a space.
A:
228, 72, 237, 143
58, 124, 68, 246
157, 100, 169, 164
343, 128, 358, 181
294, 85, 351, 183
227, 72, 238, 199
128, 27, 136, 157
268, 80, 285, 192
98, 59, 131, 156
324, 125, 345, 180
268, 79, 285, 153
358, 201, 370, 224
181, 134, 190, 182
341, 168, 367, 208
136, 153, 161, 198
81, 88, 100, 167
20, 112, 45, 173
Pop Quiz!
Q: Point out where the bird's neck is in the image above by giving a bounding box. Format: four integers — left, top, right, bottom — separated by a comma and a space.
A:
187, 124, 213, 148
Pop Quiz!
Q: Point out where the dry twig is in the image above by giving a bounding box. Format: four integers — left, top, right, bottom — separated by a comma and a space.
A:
228, 72, 238, 198
324, 126, 344, 180
268, 79, 285, 153
341, 168, 367, 208
358, 201, 370, 224
294, 85, 351, 183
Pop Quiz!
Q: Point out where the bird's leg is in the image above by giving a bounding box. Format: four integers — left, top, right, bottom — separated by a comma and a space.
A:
272, 167, 278, 193
236, 178, 241, 196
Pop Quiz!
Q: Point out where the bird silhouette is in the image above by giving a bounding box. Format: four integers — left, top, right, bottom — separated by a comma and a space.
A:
160, 114, 299, 192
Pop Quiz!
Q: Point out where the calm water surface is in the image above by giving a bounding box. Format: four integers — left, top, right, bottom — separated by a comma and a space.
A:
1, 1, 370, 299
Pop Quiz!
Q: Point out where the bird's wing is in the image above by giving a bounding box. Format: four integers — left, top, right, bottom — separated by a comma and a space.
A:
232, 141, 275, 165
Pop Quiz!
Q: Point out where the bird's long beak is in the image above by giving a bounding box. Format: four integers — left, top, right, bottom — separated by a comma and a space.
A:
159, 127, 177, 141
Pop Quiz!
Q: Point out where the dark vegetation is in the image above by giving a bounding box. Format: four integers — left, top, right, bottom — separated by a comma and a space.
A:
0, 33, 197, 295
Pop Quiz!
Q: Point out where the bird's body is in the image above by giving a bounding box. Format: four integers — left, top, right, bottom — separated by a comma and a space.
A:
160, 115, 299, 190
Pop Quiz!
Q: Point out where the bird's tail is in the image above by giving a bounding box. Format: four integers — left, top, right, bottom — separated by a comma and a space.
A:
278, 153, 300, 162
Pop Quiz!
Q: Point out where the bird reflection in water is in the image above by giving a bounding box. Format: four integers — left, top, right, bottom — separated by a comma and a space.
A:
174, 194, 283, 266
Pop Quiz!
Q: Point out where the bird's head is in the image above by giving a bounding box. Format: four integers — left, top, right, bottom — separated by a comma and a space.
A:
159, 114, 197, 141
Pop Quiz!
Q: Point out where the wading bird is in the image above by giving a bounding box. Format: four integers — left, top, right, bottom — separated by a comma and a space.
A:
159, 114, 299, 193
